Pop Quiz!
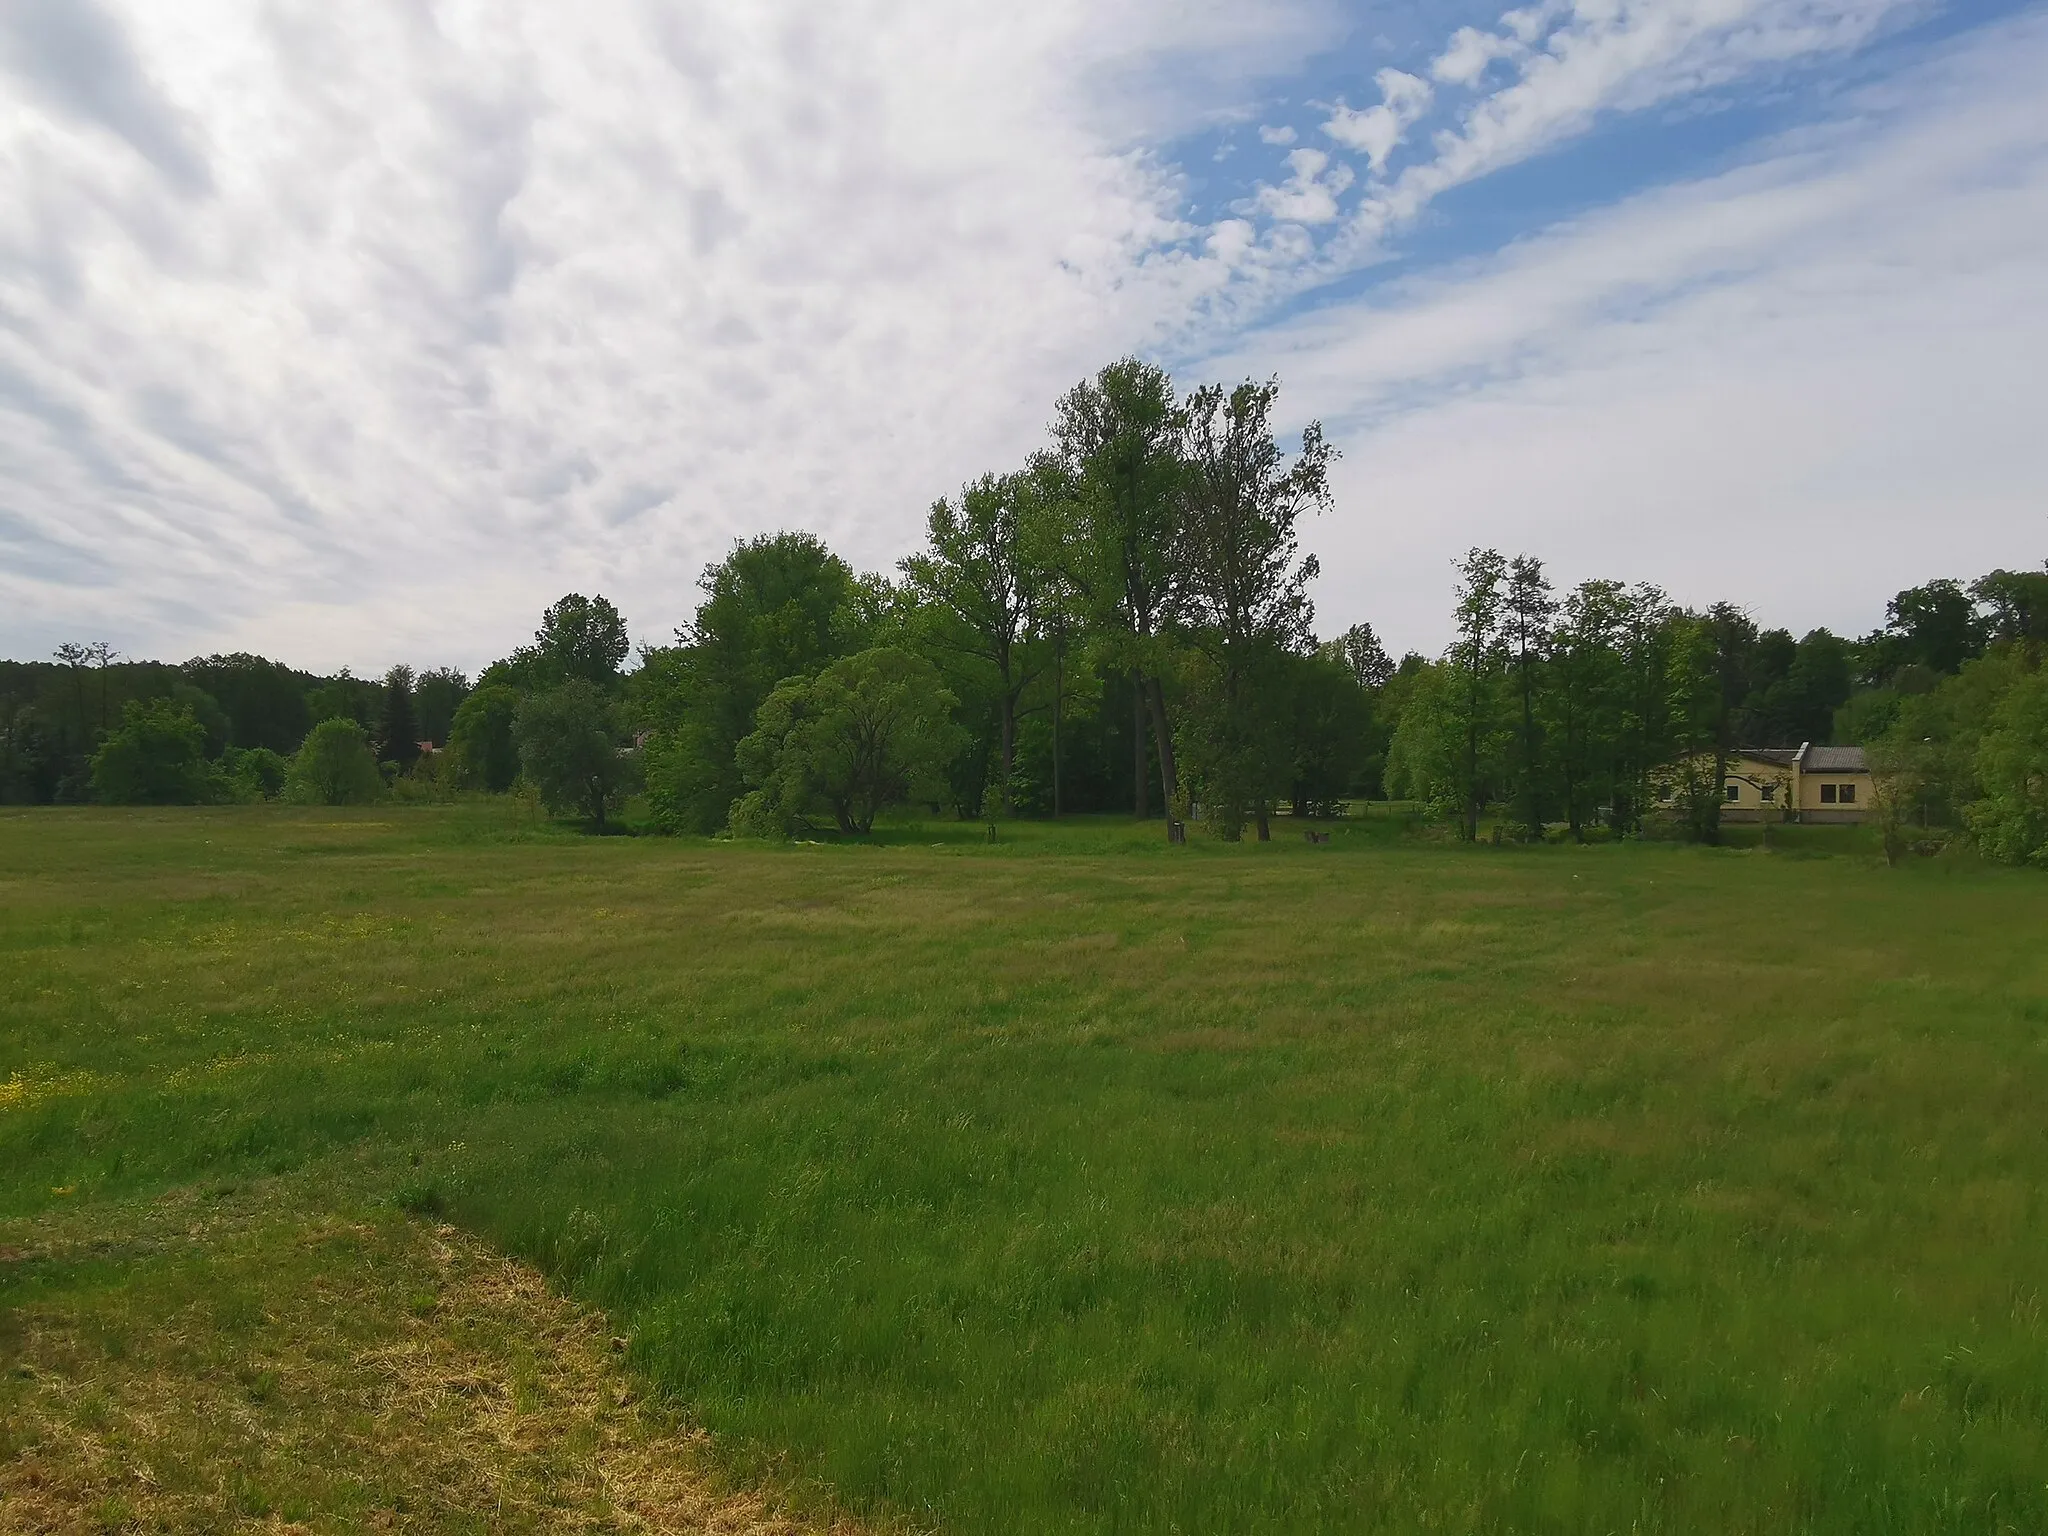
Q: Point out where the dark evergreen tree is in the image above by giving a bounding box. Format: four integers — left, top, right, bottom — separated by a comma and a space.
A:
379, 665, 421, 767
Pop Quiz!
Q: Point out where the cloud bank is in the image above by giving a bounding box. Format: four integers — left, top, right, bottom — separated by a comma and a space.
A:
0, 0, 2039, 668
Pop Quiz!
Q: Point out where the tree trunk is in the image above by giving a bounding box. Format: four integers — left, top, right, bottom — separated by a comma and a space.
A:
1132, 676, 1149, 819
998, 690, 1016, 816
1255, 802, 1270, 841
1518, 658, 1539, 838
1052, 630, 1064, 818
1144, 675, 1179, 832
1463, 713, 1481, 843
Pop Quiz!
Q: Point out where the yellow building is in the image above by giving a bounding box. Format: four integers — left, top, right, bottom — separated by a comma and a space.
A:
1712, 749, 1875, 831
1664, 743, 1871, 824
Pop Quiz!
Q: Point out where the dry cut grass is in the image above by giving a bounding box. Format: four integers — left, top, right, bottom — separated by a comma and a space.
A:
0, 1183, 870, 1535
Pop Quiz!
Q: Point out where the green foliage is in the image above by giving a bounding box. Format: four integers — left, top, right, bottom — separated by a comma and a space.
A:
900, 472, 1055, 813
1881, 651, 2027, 823
1865, 577, 1988, 681
1322, 622, 1393, 689
1282, 649, 1374, 815
170, 681, 231, 757
481, 594, 632, 695
286, 718, 385, 806
412, 667, 470, 747
303, 671, 382, 733
1973, 565, 2048, 650
222, 745, 290, 801
1833, 686, 1902, 745
640, 534, 864, 834
1442, 548, 1510, 839
1385, 660, 1466, 822
183, 652, 312, 754
1171, 379, 1332, 839
515, 681, 635, 828
534, 593, 631, 689
0, 698, 63, 803
1962, 665, 2048, 866
389, 746, 463, 804
1663, 611, 1729, 844
89, 698, 213, 804
1049, 358, 1186, 820
733, 646, 962, 835
448, 684, 522, 793
378, 664, 420, 767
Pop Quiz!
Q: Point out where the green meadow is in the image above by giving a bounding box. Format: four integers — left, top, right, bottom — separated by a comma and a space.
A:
4, 805, 2047, 1533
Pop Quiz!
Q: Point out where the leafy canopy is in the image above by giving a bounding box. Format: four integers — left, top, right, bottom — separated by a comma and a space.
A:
286, 718, 384, 805
449, 684, 522, 794
515, 681, 634, 828
733, 646, 962, 836
90, 699, 212, 805
641, 533, 863, 834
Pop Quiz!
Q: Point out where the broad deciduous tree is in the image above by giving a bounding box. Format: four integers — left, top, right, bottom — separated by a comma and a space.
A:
287, 718, 384, 805
516, 681, 634, 829
449, 684, 523, 793
732, 647, 962, 836
90, 699, 211, 804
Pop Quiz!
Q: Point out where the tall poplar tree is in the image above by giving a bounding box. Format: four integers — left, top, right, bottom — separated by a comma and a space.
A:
1049, 359, 1186, 833
1504, 555, 1554, 838
900, 471, 1052, 814
1450, 548, 1508, 841
1172, 378, 1333, 840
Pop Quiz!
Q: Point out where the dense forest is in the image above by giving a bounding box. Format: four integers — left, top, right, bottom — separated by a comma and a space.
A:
5, 360, 2044, 863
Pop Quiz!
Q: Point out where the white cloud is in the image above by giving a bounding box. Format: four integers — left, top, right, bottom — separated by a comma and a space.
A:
0, 0, 2029, 677
1205, 12, 2048, 652
1321, 68, 1434, 172
0, 0, 1332, 670
1176, 0, 1920, 348
1258, 123, 1298, 145
1396, 0, 1916, 209
1244, 146, 1356, 225
1430, 25, 1519, 87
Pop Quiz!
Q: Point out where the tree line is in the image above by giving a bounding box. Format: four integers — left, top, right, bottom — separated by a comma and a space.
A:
4, 358, 2043, 864
1381, 558, 2048, 861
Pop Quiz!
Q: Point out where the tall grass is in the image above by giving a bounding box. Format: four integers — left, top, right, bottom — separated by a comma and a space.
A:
3, 804, 2045, 1532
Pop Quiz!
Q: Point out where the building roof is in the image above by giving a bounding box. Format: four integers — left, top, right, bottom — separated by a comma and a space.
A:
1799, 744, 1868, 772
1734, 748, 1801, 766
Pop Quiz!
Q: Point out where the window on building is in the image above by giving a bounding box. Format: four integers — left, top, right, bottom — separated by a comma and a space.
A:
1839, 782, 1856, 804
1724, 784, 1740, 802
1760, 784, 1776, 802
1820, 783, 1837, 804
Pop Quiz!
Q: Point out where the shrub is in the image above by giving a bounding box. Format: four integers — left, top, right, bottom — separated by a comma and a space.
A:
91, 699, 213, 804
1964, 667, 2048, 867
286, 718, 385, 805
222, 746, 290, 801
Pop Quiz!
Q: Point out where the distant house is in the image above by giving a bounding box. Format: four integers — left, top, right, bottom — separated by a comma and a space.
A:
1663, 743, 1872, 824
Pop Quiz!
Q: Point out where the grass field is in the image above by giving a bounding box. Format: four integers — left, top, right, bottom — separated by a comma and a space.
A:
4, 805, 2047, 1533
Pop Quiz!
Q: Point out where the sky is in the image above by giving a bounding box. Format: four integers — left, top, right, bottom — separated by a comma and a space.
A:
1, 0, 2043, 672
